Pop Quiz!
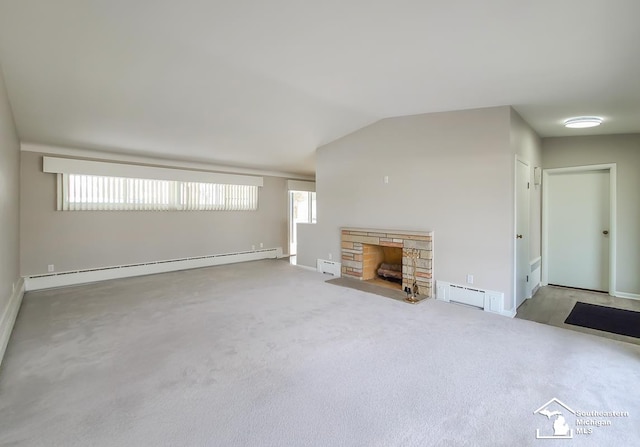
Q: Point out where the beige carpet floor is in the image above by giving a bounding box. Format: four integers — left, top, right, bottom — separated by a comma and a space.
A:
1, 260, 638, 446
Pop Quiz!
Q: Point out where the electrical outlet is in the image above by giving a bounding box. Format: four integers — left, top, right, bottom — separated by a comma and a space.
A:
328, 253, 332, 260
48, 264, 55, 273
259, 242, 263, 248
251, 245, 255, 250
466, 274, 474, 285
383, 175, 389, 184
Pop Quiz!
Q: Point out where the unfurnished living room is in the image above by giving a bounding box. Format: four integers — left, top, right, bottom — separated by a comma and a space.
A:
1, 2, 639, 446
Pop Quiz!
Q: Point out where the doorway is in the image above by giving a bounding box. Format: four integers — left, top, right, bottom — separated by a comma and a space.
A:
288, 190, 316, 259
542, 164, 617, 294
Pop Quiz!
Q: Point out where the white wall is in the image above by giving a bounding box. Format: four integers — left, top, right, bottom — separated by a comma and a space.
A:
510, 109, 542, 264
20, 150, 289, 275
299, 106, 520, 310
0, 64, 21, 360
542, 134, 640, 296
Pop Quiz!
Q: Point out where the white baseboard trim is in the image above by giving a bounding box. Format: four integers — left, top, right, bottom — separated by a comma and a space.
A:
1, 278, 25, 367
500, 309, 517, 318
24, 247, 283, 291
614, 291, 640, 301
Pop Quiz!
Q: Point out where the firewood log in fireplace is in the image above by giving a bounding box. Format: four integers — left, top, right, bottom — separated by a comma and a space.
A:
377, 263, 402, 281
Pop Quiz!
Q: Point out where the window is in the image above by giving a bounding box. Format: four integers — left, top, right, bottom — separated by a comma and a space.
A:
59, 174, 259, 211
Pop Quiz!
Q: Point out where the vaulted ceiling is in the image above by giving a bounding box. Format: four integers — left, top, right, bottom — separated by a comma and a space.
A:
0, 0, 638, 175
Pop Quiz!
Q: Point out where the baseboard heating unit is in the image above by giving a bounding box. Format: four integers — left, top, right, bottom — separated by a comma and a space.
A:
529, 257, 542, 297
436, 280, 513, 317
317, 259, 341, 276
24, 247, 283, 291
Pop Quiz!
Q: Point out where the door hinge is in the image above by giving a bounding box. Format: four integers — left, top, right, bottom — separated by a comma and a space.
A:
527, 182, 530, 189
526, 275, 529, 282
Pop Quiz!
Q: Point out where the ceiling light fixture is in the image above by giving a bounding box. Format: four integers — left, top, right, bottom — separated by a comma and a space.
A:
564, 116, 603, 128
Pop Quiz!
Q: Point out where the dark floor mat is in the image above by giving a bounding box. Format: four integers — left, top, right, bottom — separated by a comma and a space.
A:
564, 302, 640, 338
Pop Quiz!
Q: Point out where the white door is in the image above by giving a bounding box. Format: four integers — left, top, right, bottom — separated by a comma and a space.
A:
515, 159, 530, 309
546, 170, 610, 291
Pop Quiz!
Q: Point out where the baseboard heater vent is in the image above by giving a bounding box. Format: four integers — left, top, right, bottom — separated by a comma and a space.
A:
448, 284, 486, 309
436, 280, 511, 317
529, 257, 542, 297
24, 247, 283, 291
317, 259, 341, 276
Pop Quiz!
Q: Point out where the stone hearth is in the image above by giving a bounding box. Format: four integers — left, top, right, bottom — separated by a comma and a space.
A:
340, 227, 433, 297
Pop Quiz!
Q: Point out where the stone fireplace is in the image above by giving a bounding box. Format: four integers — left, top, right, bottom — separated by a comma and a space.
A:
340, 227, 433, 297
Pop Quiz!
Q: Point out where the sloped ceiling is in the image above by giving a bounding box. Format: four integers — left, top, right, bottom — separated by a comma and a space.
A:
0, 0, 639, 175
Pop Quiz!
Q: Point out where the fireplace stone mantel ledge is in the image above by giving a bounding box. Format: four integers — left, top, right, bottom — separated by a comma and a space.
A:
341, 227, 433, 238
340, 227, 433, 236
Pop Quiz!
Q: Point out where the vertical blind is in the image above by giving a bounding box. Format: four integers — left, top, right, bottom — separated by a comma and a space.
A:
180, 182, 259, 211
59, 174, 259, 211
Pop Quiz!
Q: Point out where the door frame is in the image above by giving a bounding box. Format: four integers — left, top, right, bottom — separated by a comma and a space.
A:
541, 163, 617, 295
288, 189, 316, 256
513, 155, 530, 310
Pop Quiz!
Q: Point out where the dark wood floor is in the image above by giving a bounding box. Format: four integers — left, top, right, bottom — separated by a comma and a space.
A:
516, 285, 640, 345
